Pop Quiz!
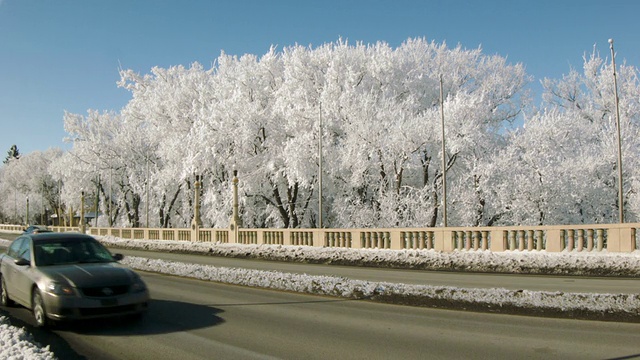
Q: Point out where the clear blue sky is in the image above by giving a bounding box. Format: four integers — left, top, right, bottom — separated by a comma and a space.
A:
1, 0, 639, 155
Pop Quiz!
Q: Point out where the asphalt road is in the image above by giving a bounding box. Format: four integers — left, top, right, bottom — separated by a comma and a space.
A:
3, 270, 640, 360
2, 233, 640, 359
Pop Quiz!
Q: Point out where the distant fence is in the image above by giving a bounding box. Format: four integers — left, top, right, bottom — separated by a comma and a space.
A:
0, 224, 24, 233
2, 223, 637, 253
0, 224, 81, 234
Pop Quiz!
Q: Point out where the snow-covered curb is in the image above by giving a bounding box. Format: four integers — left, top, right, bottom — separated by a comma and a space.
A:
122, 255, 640, 322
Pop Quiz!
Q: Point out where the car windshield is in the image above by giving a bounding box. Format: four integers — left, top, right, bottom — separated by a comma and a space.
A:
34, 238, 115, 266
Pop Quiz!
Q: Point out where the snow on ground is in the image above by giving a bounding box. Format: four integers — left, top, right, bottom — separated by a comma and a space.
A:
3, 235, 640, 359
0, 315, 55, 360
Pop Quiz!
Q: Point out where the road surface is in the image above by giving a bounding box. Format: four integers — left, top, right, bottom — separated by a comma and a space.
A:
2, 270, 640, 359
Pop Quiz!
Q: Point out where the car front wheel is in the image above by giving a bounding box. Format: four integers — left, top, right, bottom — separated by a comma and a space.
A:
32, 289, 49, 327
0, 277, 13, 307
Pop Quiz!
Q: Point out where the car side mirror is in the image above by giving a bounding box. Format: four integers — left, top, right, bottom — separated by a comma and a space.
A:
113, 253, 124, 261
14, 258, 30, 266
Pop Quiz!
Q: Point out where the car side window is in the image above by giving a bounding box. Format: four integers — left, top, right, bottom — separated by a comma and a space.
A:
18, 239, 31, 262
7, 238, 24, 258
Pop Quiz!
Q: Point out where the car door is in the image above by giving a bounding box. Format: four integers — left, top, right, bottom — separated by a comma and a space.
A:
11, 238, 34, 305
1, 238, 25, 304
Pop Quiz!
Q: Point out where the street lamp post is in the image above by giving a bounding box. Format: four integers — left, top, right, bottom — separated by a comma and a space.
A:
80, 190, 85, 233
95, 174, 100, 227
609, 38, 624, 223
26, 196, 29, 226
41, 182, 44, 225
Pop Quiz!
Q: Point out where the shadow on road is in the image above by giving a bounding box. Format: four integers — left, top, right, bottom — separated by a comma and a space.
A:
61, 299, 225, 335
1, 299, 224, 359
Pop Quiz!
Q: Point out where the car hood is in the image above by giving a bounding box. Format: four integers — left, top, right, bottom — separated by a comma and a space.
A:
38, 263, 136, 288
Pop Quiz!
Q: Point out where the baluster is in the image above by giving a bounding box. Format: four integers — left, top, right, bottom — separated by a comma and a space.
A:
576, 229, 584, 252
587, 229, 594, 252
535, 230, 543, 250
518, 230, 525, 251
527, 230, 534, 251
566, 229, 575, 251
596, 229, 604, 251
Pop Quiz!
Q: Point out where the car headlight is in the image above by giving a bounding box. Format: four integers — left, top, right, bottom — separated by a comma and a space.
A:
46, 282, 75, 296
130, 277, 147, 293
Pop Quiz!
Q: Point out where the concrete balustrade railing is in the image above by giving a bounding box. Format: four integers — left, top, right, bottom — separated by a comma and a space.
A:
1, 223, 635, 253
66, 222, 640, 253
0, 224, 25, 233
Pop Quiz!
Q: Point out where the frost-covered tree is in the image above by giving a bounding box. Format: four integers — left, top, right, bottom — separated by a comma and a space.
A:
59, 38, 531, 229
46, 38, 640, 229
317, 39, 529, 227
0, 149, 62, 224
52, 110, 141, 227
119, 62, 227, 227
491, 48, 640, 225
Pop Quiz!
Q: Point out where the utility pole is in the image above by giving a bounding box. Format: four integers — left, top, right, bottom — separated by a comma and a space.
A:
318, 102, 323, 228
109, 167, 112, 227
146, 157, 150, 228
439, 75, 448, 227
230, 170, 242, 243
609, 38, 624, 223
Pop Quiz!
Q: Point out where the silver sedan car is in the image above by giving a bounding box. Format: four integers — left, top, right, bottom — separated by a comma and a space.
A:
0, 232, 149, 327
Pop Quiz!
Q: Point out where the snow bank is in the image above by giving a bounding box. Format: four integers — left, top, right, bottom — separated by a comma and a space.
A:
0, 316, 55, 360
122, 255, 640, 322
99, 236, 640, 277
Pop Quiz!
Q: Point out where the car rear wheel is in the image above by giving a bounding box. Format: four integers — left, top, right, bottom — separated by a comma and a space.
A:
0, 277, 13, 307
32, 290, 50, 327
